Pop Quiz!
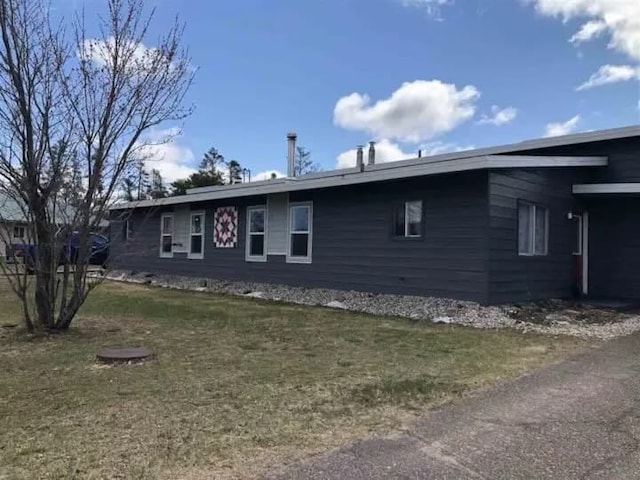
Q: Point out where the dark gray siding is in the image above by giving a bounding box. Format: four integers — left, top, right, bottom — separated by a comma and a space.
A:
588, 198, 640, 300
487, 169, 583, 304
511, 136, 640, 183
112, 171, 490, 302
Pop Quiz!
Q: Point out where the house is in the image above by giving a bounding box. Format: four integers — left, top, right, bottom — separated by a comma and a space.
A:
110, 125, 640, 304
0, 195, 28, 261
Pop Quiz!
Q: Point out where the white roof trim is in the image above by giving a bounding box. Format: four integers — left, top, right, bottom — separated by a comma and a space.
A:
573, 183, 640, 194
113, 154, 608, 209
185, 125, 637, 197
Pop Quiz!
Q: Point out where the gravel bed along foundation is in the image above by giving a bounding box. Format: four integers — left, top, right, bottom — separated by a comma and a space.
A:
102, 270, 640, 340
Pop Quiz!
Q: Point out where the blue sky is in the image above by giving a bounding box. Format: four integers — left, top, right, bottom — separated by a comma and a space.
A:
64, 0, 639, 181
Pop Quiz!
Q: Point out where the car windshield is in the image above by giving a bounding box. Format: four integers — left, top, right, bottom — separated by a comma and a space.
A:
92, 234, 108, 245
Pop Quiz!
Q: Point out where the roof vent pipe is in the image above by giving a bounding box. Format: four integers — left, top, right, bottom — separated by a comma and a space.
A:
368, 141, 376, 165
356, 145, 364, 170
287, 132, 297, 177
418, 149, 422, 158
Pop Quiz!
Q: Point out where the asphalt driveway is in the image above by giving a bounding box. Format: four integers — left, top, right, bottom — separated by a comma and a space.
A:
267, 332, 640, 479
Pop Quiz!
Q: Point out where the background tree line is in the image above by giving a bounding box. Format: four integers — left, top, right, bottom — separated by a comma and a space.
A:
124, 144, 320, 200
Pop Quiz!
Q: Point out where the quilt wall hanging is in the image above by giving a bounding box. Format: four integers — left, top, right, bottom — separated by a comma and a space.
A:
214, 207, 238, 248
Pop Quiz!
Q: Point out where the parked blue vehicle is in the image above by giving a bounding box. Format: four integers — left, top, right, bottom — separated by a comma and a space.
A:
11, 232, 109, 273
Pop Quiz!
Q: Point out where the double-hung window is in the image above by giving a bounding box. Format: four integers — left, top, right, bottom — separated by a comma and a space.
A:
189, 212, 205, 259
160, 214, 174, 258
394, 201, 423, 238
12, 225, 25, 240
287, 202, 312, 263
518, 202, 548, 256
246, 206, 267, 262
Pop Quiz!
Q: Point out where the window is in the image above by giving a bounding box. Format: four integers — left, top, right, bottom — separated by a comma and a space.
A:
518, 202, 548, 256
246, 206, 267, 261
287, 202, 312, 263
160, 214, 174, 258
570, 214, 583, 256
394, 201, 423, 238
12, 225, 25, 240
122, 220, 131, 241
189, 212, 205, 259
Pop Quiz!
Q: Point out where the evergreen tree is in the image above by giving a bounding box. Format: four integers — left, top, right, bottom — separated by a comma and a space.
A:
294, 146, 320, 176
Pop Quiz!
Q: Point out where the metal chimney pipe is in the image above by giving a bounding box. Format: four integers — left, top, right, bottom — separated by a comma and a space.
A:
287, 132, 297, 177
368, 141, 376, 165
418, 149, 422, 158
356, 145, 364, 169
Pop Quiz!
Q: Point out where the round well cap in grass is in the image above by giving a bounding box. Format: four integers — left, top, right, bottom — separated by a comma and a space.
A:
96, 346, 154, 364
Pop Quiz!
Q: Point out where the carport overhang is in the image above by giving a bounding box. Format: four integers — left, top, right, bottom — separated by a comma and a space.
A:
573, 183, 640, 195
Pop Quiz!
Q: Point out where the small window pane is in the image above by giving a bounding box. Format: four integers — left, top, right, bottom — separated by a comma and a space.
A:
407, 201, 422, 237
162, 235, 172, 253
291, 207, 309, 232
191, 215, 202, 234
534, 207, 548, 255
571, 216, 582, 255
394, 205, 405, 236
190, 235, 202, 254
250, 235, 264, 256
518, 203, 532, 254
291, 233, 308, 257
250, 210, 265, 233
162, 216, 173, 234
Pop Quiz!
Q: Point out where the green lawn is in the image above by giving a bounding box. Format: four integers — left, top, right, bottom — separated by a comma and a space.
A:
0, 279, 589, 479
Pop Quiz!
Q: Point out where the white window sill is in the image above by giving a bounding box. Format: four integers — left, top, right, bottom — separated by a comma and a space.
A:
246, 256, 267, 263
188, 254, 204, 260
286, 256, 312, 264
160, 253, 174, 259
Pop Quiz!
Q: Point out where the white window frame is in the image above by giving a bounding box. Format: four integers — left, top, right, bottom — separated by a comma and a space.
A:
188, 211, 205, 260
12, 225, 25, 240
397, 200, 423, 238
123, 220, 131, 241
287, 202, 313, 264
160, 213, 174, 258
518, 202, 549, 257
571, 214, 583, 256
246, 206, 267, 262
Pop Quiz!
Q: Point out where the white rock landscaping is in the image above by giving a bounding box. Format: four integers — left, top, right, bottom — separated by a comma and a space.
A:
102, 271, 640, 340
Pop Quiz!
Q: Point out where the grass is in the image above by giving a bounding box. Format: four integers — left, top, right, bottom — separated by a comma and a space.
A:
0, 279, 590, 479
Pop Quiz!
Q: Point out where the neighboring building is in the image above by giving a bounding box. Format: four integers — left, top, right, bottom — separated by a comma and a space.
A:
110, 126, 640, 304
0, 195, 28, 261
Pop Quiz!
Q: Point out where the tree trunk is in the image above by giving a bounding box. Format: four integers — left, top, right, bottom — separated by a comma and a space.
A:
34, 246, 56, 330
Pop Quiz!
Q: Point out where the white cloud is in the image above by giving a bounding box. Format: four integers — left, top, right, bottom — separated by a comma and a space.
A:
543, 115, 581, 137
79, 36, 175, 74
336, 139, 416, 169
577, 64, 640, 90
135, 128, 196, 183
530, 0, 640, 61
252, 170, 285, 181
569, 20, 607, 43
335, 139, 475, 169
333, 80, 480, 143
477, 105, 518, 126
397, 0, 452, 19
419, 141, 475, 156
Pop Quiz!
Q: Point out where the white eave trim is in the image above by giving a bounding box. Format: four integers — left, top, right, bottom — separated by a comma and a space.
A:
113, 155, 608, 210
573, 183, 640, 194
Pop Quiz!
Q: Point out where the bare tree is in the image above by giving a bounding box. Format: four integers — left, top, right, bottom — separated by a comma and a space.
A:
0, 0, 193, 332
